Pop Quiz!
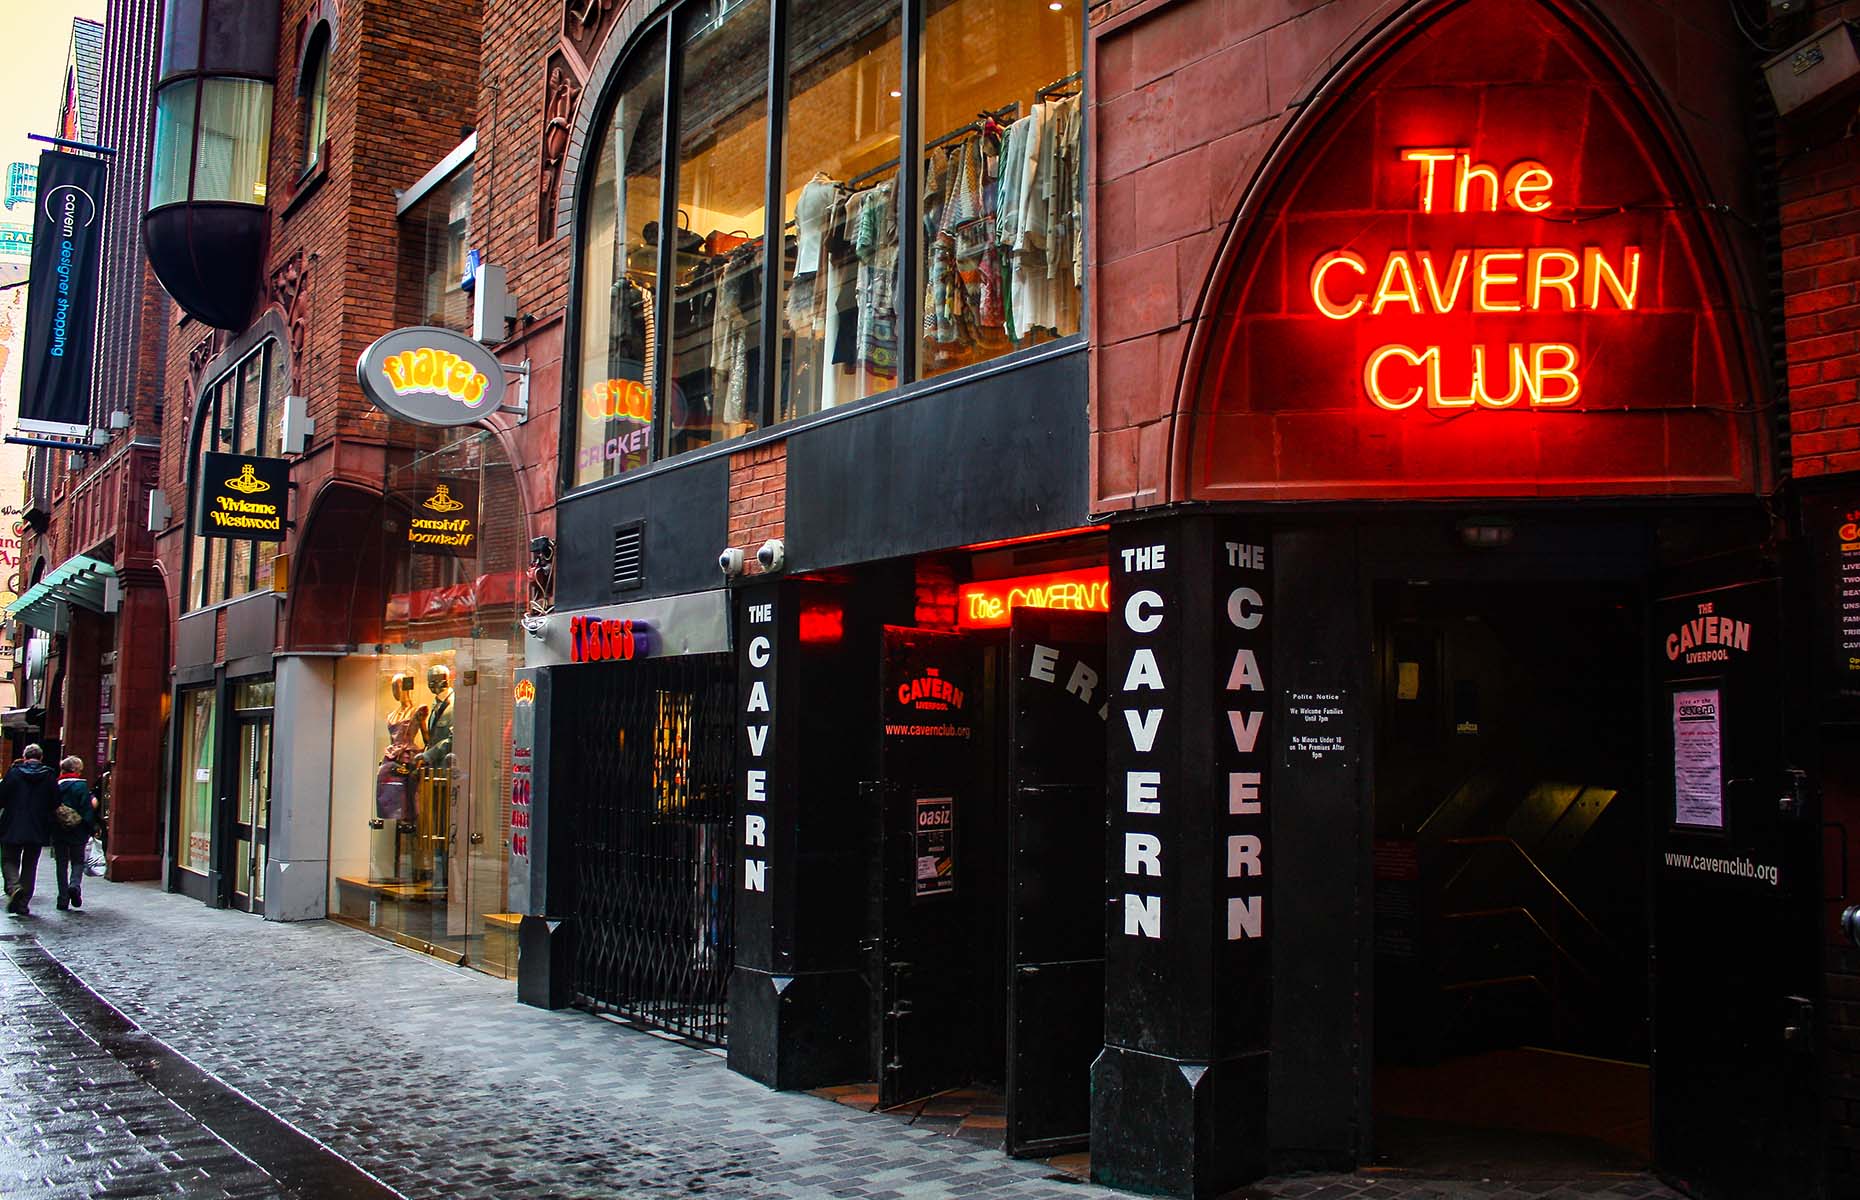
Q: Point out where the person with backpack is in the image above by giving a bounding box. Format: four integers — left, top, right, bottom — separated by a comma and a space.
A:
51, 757, 97, 911
0, 745, 60, 916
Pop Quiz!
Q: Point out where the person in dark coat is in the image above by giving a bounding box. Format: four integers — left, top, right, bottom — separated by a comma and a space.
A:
52, 757, 97, 911
0, 745, 59, 916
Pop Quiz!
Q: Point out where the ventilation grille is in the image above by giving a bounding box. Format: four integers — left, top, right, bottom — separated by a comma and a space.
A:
612, 522, 644, 592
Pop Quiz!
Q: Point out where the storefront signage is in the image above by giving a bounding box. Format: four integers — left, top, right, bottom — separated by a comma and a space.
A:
1806, 495, 1860, 713
530, 592, 727, 669
18, 149, 104, 440
569, 615, 653, 663
741, 600, 775, 895
1309, 151, 1640, 412
1216, 538, 1269, 942
1672, 687, 1724, 831
356, 326, 507, 427
1190, 0, 1753, 499
914, 795, 954, 897
196, 452, 288, 542
1285, 690, 1348, 763
404, 478, 479, 556
957, 567, 1111, 629
895, 669, 965, 713
1662, 603, 1752, 667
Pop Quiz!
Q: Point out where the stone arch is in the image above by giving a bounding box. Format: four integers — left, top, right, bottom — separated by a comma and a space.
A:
1171, 0, 1765, 502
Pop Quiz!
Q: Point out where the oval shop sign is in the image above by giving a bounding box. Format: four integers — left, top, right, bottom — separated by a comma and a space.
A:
356, 326, 507, 427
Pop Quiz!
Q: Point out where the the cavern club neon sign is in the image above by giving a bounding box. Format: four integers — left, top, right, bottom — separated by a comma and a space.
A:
1308, 149, 1640, 413
958, 567, 1112, 629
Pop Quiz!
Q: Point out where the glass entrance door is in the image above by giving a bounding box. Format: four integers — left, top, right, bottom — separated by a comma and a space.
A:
230, 678, 274, 913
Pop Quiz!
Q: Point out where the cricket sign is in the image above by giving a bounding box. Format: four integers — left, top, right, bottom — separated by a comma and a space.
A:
357, 326, 507, 427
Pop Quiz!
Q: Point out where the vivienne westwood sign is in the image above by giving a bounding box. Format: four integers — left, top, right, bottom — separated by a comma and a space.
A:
356, 326, 507, 427
197, 452, 288, 542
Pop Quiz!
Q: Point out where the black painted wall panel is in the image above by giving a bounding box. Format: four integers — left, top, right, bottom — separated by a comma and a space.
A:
785, 348, 1088, 572
553, 454, 730, 609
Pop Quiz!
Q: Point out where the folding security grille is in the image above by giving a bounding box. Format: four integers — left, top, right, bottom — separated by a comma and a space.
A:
561, 654, 736, 1044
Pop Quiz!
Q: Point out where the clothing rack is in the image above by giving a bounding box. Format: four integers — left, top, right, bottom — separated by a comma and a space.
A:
845, 102, 1020, 191
1037, 71, 1083, 100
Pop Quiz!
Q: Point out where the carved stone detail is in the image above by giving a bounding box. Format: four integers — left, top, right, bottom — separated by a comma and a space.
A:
562, 0, 621, 75
268, 251, 311, 386
539, 52, 582, 242
186, 330, 224, 393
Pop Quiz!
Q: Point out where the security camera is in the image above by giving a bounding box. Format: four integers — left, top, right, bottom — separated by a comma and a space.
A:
757, 538, 786, 573
719, 547, 745, 577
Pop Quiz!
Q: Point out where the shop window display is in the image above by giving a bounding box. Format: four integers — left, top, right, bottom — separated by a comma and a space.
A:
568, 0, 1084, 485
327, 431, 524, 978
177, 687, 215, 876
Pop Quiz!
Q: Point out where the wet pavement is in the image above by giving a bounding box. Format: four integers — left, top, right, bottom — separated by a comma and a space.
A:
0, 858, 1686, 1199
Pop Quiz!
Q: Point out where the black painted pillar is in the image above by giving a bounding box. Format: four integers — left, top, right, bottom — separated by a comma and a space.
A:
515, 666, 576, 1009
728, 579, 868, 1088
1092, 513, 1272, 1196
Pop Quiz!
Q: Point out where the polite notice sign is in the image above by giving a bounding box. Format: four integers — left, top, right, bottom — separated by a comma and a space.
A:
197, 452, 288, 542
1285, 690, 1349, 763
1673, 688, 1724, 830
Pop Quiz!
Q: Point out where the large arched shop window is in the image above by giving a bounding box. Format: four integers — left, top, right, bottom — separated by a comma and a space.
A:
568, 0, 1086, 489
182, 340, 288, 611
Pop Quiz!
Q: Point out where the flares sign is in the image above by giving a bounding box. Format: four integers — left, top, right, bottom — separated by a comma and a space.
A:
1310, 150, 1641, 413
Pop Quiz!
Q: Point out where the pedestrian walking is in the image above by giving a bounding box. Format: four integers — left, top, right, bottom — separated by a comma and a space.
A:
0, 745, 59, 916
52, 757, 97, 911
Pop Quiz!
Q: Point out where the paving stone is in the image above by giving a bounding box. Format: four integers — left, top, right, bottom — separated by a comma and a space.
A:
0, 858, 1687, 1200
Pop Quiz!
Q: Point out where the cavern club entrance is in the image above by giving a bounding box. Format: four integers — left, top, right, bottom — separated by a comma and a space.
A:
866, 609, 1107, 1156
1360, 527, 1819, 1197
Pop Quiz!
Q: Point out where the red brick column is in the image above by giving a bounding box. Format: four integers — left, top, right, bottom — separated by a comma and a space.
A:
105, 573, 168, 881
60, 607, 104, 790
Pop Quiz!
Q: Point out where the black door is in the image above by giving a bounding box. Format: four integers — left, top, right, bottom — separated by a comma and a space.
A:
1005, 610, 1106, 1157
1650, 578, 1819, 1198
874, 626, 982, 1108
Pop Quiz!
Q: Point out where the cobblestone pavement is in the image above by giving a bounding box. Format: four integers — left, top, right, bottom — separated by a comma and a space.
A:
0, 859, 1687, 1199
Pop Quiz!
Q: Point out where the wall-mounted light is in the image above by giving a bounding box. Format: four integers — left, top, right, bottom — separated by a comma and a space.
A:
1456, 517, 1515, 548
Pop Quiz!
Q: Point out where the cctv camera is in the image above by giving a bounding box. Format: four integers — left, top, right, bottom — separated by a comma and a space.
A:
757, 538, 786, 573
719, 547, 745, 577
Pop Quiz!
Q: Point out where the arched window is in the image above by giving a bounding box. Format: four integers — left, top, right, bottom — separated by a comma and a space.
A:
567, 0, 1085, 490
299, 23, 331, 174
183, 340, 288, 611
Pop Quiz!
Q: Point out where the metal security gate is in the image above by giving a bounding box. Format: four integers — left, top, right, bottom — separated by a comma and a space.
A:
562, 654, 736, 1045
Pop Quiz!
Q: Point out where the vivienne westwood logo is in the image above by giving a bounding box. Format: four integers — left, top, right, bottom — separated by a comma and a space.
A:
422, 483, 465, 513
224, 464, 271, 495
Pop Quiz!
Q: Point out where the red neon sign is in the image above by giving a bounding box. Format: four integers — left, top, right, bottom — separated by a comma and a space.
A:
1187, 0, 1755, 500
958, 568, 1112, 629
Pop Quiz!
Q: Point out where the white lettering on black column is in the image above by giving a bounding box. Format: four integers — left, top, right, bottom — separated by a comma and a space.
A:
1118, 542, 1167, 939
742, 603, 773, 893
1223, 541, 1268, 940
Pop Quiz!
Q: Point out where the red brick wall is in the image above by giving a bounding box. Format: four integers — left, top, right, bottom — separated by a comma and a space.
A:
1086, 0, 1764, 511
1780, 1, 1860, 478
729, 443, 787, 575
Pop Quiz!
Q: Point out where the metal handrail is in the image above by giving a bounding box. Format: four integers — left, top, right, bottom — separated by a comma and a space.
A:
1440, 835, 1617, 955
1438, 905, 1603, 989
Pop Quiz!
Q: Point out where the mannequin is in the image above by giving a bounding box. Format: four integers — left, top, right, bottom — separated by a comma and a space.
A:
422, 664, 455, 891
371, 673, 427, 882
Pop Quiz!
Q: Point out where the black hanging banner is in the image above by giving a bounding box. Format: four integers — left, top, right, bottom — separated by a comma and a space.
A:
17, 150, 105, 441
196, 452, 289, 542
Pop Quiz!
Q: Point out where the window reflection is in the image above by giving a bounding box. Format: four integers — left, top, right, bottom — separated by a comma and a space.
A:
574, 26, 666, 488
920, 0, 1082, 379
668, 0, 769, 458
780, 0, 902, 421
